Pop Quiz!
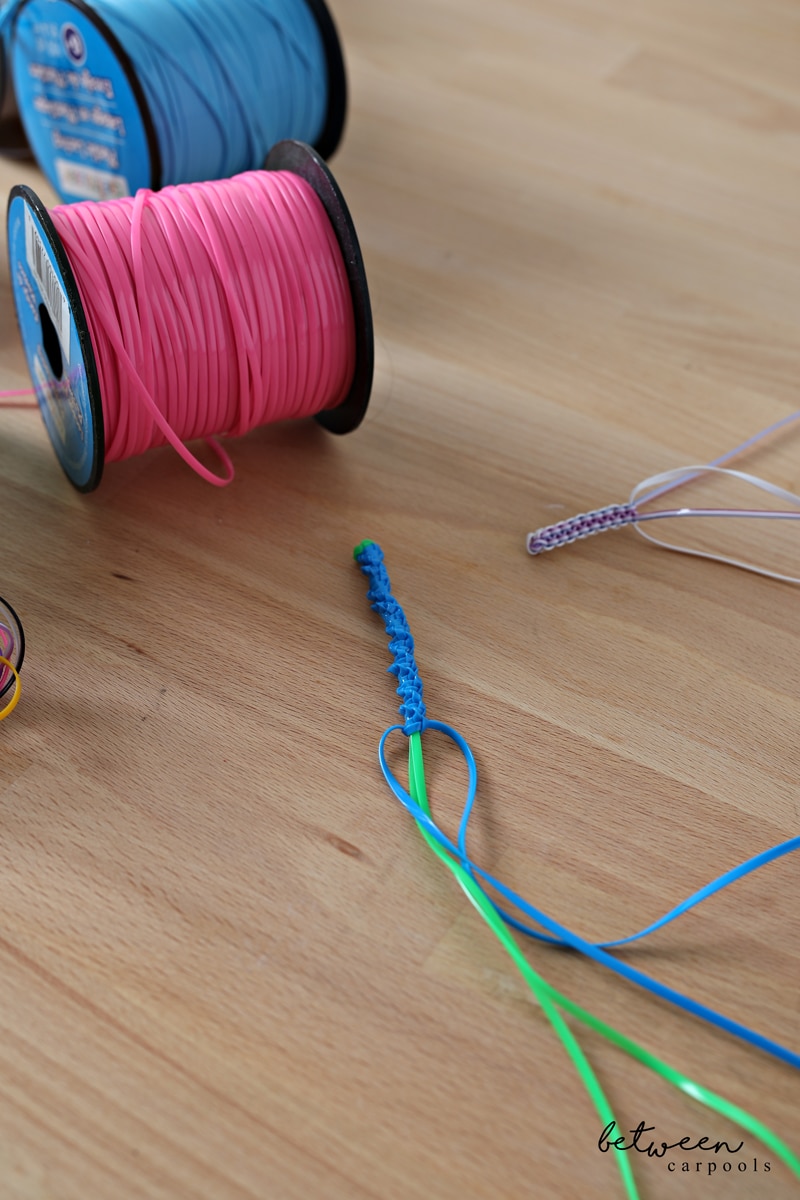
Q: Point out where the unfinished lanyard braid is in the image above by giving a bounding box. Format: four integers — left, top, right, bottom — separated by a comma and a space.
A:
353, 540, 800, 1199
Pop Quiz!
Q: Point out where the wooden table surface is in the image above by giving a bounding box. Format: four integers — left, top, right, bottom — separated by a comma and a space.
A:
0, 1, 798, 1197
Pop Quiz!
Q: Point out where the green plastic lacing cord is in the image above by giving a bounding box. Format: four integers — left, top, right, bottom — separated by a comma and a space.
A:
355, 540, 800, 1197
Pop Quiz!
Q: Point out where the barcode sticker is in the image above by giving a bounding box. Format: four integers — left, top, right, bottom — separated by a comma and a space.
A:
25, 205, 71, 366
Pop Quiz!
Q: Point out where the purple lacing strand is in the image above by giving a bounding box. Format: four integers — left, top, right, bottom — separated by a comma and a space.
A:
527, 504, 638, 555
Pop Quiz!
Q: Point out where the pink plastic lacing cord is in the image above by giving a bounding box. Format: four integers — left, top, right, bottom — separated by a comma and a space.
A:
49, 171, 357, 485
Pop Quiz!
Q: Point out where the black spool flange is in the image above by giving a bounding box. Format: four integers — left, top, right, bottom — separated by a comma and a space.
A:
302, 0, 348, 160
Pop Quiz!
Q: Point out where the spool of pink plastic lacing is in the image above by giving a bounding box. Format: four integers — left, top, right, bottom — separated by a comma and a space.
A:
6, 139, 373, 490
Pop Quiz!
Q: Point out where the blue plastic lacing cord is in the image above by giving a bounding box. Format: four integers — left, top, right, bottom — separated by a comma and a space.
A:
377, 721, 800, 1070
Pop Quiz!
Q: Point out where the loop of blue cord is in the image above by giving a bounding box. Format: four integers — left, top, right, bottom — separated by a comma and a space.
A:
378, 721, 800, 1070
355, 540, 800, 1072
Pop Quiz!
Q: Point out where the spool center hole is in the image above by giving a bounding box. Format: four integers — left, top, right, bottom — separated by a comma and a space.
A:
39, 303, 63, 380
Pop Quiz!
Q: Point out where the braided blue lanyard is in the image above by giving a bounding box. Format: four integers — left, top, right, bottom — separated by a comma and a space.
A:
353, 539, 800, 1070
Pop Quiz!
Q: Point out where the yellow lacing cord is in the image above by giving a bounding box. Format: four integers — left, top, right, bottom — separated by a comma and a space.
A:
0, 656, 22, 720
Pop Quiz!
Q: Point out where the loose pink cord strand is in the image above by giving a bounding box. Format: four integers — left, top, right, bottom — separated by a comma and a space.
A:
46, 171, 356, 484
0, 391, 37, 406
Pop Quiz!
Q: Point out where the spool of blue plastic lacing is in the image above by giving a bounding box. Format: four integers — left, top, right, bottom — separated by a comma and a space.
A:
0, 0, 347, 201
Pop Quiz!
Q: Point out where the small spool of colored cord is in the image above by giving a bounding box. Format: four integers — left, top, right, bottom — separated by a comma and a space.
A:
6, 139, 374, 491
0, 593, 25, 718
0, 0, 346, 201
354, 540, 800, 1198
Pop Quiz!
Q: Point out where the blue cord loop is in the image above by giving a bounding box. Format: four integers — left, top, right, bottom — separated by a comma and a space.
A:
355, 540, 800, 1071
354, 540, 427, 734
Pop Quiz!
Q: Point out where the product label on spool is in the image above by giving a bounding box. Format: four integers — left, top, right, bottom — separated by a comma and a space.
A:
11, 0, 152, 202
24, 203, 70, 361
8, 193, 98, 489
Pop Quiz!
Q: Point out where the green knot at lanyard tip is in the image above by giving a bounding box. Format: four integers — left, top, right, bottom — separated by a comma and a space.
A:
353, 539, 376, 561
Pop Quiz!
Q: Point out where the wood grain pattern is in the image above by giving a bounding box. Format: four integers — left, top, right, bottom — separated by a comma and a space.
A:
0, 1, 798, 1197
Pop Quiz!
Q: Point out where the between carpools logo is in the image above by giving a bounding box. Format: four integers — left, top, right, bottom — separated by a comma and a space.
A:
598, 1122, 772, 1177
61, 23, 87, 67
